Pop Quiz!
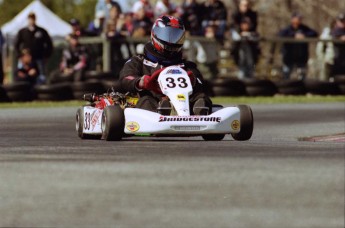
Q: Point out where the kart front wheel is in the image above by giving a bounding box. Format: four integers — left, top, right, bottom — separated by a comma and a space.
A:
202, 134, 225, 141
101, 105, 125, 141
231, 105, 253, 141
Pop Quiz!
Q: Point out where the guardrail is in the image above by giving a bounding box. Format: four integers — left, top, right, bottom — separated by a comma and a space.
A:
4, 36, 345, 83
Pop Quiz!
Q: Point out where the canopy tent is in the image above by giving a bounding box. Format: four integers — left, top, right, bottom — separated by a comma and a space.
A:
1, 0, 72, 38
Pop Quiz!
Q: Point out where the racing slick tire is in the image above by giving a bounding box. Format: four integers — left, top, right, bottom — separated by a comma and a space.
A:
202, 134, 225, 141
231, 105, 253, 141
76, 107, 87, 139
101, 105, 125, 141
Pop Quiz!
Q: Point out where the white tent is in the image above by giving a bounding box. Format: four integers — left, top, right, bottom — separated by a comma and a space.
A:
1, 0, 72, 38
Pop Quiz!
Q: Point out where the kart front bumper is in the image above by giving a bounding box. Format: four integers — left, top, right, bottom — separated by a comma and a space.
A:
124, 107, 241, 135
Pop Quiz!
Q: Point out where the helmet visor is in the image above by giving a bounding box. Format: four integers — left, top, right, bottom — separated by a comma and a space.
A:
153, 26, 185, 45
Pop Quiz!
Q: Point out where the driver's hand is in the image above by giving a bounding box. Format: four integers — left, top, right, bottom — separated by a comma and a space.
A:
137, 68, 165, 93
138, 75, 151, 89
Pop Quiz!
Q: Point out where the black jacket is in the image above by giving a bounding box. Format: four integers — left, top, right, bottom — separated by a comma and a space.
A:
331, 27, 345, 67
61, 44, 88, 70
232, 10, 258, 32
278, 24, 318, 65
15, 25, 53, 60
202, 0, 227, 22
120, 43, 205, 96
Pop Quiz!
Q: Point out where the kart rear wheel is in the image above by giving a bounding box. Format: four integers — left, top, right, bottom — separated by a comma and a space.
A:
202, 134, 225, 141
76, 108, 86, 139
102, 105, 125, 141
231, 105, 253, 141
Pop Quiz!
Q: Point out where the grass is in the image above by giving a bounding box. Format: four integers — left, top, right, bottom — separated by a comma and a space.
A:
0, 95, 344, 109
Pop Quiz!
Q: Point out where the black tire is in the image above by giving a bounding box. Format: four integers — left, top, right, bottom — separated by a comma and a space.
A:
4, 82, 34, 102
334, 75, 345, 84
338, 84, 345, 94
274, 79, 306, 95
245, 86, 276, 96
84, 71, 115, 81
6, 91, 34, 102
76, 108, 86, 139
0, 86, 10, 102
244, 79, 278, 96
35, 83, 73, 101
231, 105, 253, 141
274, 79, 304, 88
72, 81, 105, 99
277, 86, 306, 95
304, 80, 341, 95
3, 82, 31, 91
212, 79, 246, 96
101, 105, 125, 141
202, 134, 225, 141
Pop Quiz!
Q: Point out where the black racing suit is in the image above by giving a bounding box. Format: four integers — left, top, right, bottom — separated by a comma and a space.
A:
120, 43, 212, 113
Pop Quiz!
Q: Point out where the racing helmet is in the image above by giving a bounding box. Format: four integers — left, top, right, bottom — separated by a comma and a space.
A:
151, 15, 186, 56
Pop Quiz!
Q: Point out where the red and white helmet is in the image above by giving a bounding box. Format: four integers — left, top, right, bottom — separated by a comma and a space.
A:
151, 15, 185, 56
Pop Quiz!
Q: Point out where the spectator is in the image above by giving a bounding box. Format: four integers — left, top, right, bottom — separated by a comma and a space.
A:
87, 11, 106, 36
155, 0, 178, 18
232, 0, 258, 32
331, 12, 345, 76
49, 35, 88, 84
278, 13, 318, 80
120, 13, 134, 37
95, 0, 122, 20
15, 12, 53, 84
69, 18, 94, 37
132, 0, 154, 20
131, 6, 153, 37
15, 49, 39, 86
201, 0, 227, 40
104, 5, 125, 39
104, 5, 127, 75
181, 0, 204, 36
231, 18, 260, 79
316, 19, 335, 81
0, 29, 4, 85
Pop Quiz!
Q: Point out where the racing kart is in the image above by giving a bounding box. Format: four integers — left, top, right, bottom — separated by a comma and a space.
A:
76, 66, 253, 141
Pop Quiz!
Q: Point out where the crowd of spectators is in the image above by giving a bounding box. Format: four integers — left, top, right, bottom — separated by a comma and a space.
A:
5, 0, 345, 87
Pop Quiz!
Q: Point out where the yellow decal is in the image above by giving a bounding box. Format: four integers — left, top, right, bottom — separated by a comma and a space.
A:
177, 94, 186, 101
126, 121, 140, 132
231, 120, 240, 130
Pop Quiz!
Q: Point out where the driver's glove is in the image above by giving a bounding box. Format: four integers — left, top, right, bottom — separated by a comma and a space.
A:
137, 68, 164, 94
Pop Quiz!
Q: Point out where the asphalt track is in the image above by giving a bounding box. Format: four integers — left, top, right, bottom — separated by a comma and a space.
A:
0, 103, 344, 228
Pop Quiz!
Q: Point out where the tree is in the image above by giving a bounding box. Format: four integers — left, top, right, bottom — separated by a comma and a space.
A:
0, 0, 97, 27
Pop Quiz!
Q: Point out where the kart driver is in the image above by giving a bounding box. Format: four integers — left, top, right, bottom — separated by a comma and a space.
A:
120, 15, 212, 115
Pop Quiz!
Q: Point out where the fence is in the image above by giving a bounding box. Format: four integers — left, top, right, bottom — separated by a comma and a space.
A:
3, 36, 345, 83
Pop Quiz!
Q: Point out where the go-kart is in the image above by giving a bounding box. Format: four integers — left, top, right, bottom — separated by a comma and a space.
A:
76, 66, 253, 141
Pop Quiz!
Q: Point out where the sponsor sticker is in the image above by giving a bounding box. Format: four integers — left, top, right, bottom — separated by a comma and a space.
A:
126, 121, 140, 132
159, 116, 221, 123
177, 94, 186, 101
166, 69, 182, 74
231, 120, 240, 130
91, 109, 102, 130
